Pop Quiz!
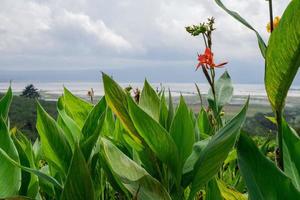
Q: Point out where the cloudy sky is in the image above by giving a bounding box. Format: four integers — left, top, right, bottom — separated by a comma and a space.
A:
0, 0, 298, 83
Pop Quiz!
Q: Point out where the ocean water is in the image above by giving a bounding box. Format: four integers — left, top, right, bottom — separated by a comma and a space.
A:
0, 82, 300, 99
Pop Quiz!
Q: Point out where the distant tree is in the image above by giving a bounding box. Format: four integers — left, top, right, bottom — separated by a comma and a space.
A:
21, 84, 40, 99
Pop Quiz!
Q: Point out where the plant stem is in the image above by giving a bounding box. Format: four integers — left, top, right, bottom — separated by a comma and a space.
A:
268, 0, 274, 32
276, 110, 284, 170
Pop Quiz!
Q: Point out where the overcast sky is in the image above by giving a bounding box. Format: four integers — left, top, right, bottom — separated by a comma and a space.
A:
0, 0, 298, 83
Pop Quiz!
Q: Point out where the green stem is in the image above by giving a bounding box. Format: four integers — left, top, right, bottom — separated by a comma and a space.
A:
276, 110, 284, 170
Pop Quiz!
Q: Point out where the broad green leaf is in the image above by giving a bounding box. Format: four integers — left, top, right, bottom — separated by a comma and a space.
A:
102, 73, 142, 146
208, 71, 233, 109
63, 87, 93, 129
127, 96, 180, 181
36, 102, 72, 175
0, 87, 12, 120
57, 97, 81, 149
61, 145, 95, 200
0, 118, 21, 198
0, 147, 62, 189
102, 107, 115, 137
170, 96, 195, 169
101, 138, 171, 200
166, 89, 174, 131
217, 180, 247, 200
183, 138, 210, 183
282, 120, 300, 190
98, 152, 129, 197
82, 96, 106, 138
80, 97, 106, 159
12, 131, 39, 198
197, 107, 213, 136
159, 91, 168, 129
206, 178, 222, 200
188, 99, 248, 199
214, 0, 266, 58
237, 132, 300, 200
139, 80, 160, 121
224, 149, 237, 166
265, 0, 300, 111
80, 111, 105, 160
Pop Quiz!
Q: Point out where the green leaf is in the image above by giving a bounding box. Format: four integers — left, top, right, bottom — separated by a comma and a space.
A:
102, 73, 143, 147
197, 107, 213, 137
80, 97, 106, 159
0, 87, 12, 120
36, 102, 72, 175
57, 97, 81, 149
0, 147, 62, 190
12, 131, 39, 198
214, 0, 266, 58
63, 87, 93, 129
282, 119, 300, 190
139, 80, 161, 121
81, 96, 106, 138
237, 132, 300, 200
265, 0, 300, 111
61, 144, 95, 200
208, 71, 233, 110
159, 91, 168, 129
182, 138, 210, 186
127, 96, 180, 181
188, 99, 248, 199
0, 118, 21, 198
206, 178, 222, 200
101, 138, 171, 200
170, 96, 195, 170
166, 89, 174, 131
217, 180, 247, 200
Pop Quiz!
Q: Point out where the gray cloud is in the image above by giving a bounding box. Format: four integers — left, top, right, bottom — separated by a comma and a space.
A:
0, 0, 296, 83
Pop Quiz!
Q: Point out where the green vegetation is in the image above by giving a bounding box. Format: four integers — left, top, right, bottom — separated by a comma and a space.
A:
0, 93, 57, 141
0, 0, 299, 199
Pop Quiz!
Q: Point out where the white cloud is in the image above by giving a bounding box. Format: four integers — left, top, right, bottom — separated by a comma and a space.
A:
60, 10, 132, 51
0, 0, 292, 72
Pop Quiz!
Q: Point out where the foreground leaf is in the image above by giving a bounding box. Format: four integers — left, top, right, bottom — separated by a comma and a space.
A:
188, 99, 248, 199
282, 120, 300, 190
217, 180, 247, 200
170, 96, 194, 170
139, 80, 161, 121
208, 71, 233, 110
63, 88, 93, 129
80, 97, 106, 159
206, 178, 222, 200
0, 87, 12, 120
237, 132, 300, 199
0, 147, 62, 189
36, 103, 72, 175
101, 138, 171, 200
128, 96, 180, 181
12, 131, 39, 198
265, 0, 300, 111
0, 118, 21, 198
102, 73, 142, 146
61, 144, 95, 200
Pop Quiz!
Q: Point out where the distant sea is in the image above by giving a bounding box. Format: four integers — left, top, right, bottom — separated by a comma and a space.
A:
1, 82, 300, 100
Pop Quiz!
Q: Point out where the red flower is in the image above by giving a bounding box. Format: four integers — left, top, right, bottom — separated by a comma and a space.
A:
196, 48, 227, 70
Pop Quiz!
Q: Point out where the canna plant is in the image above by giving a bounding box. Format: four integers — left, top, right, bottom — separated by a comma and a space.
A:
215, 0, 300, 199
0, 70, 249, 200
